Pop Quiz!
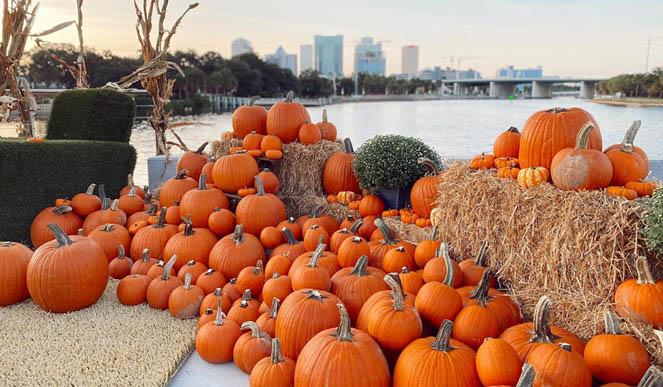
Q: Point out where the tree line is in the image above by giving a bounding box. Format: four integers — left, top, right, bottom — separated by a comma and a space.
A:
597, 68, 663, 98
26, 46, 440, 99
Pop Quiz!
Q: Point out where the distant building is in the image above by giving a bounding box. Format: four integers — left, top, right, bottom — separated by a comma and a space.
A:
265, 46, 297, 75
498, 65, 543, 79
231, 37, 253, 57
314, 35, 343, 78
419, 66, 482, 81
354, 37, 386, 77
401, 45, 419, 76
300, 44, 313, 74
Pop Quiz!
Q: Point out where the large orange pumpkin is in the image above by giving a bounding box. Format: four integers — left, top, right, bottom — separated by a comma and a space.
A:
232, 96, 268, 138
526, 343, 592, 387
266, 91, 311, 143
235, 176, 287, 236
176, 141, 209, 181
551, 123, 613, 190
27, 224, 108, 313
129, 208, 179, 260
212, 152, 259, 194
88, 223, 131, 262
322, 138, 361, 195
70, 183, 102, 216
163, 222, 218, 269
31, 205, 82, 247
159, 170, 198, 207
179, 174, 230, 227
493, 126, 521, 158
209, 224, 266, 280
604, 121, 649, 186
410, 157, 442, 218
519, 107, 602, 170
604, 120, 650, 172
0, 242, 32, 306
614, 257, 663, 328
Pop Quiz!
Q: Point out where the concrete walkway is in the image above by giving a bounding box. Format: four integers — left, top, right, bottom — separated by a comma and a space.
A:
169, 351, 249, 387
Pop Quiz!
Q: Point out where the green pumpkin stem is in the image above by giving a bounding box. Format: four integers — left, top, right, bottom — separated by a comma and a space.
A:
195, 141, 209, 154
48, 223, 73, 247
442, 243, 457, 287
127, 174, 135, 188
1, 241, 15, 247
575, 123, 594, 149
253, 260, 264, 275
269, 338, 284, 364
240, 289, 252, 307
175, 170, 188, 179
516, 363, 535, 387
214, 301, 227, 326
198, 174, 207, 190
117, 245, 126, 259
546, 107, 569, 113
638, 365, 663, 387
304, 289, 326, 301
350, 255, 369, 276
418, 157, 440, 175
429, 224, 438, 240
281, 227, 298, 244
469, 270, 493, 303
160, 256, 177, 280
384, 273, 405, 311
183, 272, 192, 290
333, 303, 353, 342
635, 257, 655, 284
532, 295, 559, 343
101, 223, 115, 232
183, 222, 194, 236
308, 244, 327, 268
85, 183, 96, 195
620, 120, 641, 154
141, 248, 151, 263
603, 311, 623, 335
374, 217, 396, 245
109, 199, 119, 211
343, 137, 354, 153
240, 321, 263, 338
431, 320, 455, 352
254, 176, 265, 196
232, 225, 244, 243
322, 109, 329, 123
475, 241, 489, 266
248, 96, 260, 106
284, 90, 294, 102
98, 184, 106, 202
155, 207, 167, 228
269, 298, 280, 319
507, 126, 520, 134
52, 205, 73, 214
349, 218, 364, 233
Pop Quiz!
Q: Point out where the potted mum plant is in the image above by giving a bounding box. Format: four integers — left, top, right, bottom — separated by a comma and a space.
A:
353, 134, 442, 209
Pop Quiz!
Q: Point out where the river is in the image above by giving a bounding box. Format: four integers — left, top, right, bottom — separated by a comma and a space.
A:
130, 98, 663, 185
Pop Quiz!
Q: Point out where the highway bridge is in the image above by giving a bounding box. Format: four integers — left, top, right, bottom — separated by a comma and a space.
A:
440, 77, 605, 99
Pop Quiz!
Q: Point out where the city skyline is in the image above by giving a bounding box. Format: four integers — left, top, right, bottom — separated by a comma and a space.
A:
35, 1, 663, 77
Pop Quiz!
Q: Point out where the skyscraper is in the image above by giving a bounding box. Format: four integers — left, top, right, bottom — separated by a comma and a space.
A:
354, 37, 386, 76
402, 45, 419, 76
314, 35, 343, 78
300, 44, 313, 74
497, 65, 543, 79
231, 37, 253, 57
265, 46, 298, 75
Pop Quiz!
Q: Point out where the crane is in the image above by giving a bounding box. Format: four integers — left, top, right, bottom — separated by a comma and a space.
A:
439, 55, 483, 79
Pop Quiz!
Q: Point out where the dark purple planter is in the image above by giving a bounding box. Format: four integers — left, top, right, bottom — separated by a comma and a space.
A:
376, 186, 412, 210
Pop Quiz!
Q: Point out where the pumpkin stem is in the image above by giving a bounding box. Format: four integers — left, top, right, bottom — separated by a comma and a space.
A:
254, 175, 265, 196
621, 120, 641, 154
84, 183, 96, 195
635, 256, 655, 284
532, 295, 559, 343
574, 122, 594, 149
240, 289, 252, 307
343, 137, 354, 153
98, 184, 106, 203
183, 272, 192, 290
559, 343, 572, 351
253, 260, 264, 275
77, 228, 84, 236
309, 205, 324, 218
269, 298, 280, 319
160, 256, 177, 280
198, 174, 207, 190
195, 141, 209, 154
213, 303, 227, 326
232, 225, 244, 243
546, 107, 568, 113
48, 223, 73, 247
52, 205, 74, 214
127, 174, 135, 188
141, 248, 151, 263
507, 126, 520, 133
109, 199, 120, 211
154, 207, 167, 228
603, 310, 623, 335
117, 245, 126, 259
516, 363, 535, 387
101, 223, 115, 232
469, 271, 493, 303
102, 197, 111, 210
248, 95, 260, 105
475, 241, 489, 266
321, 109, 329, 123
308, 244, 327, 268
374, 217, 396, 245
638, 365, 663, 387
213, 287, 222, 297
431, 319, 455, 352
183, 222, 194, 236
304, 289, 326, 301
350, 255, 369, 276
349, 219, 364, 233
384, 273, 405, 311
269, 338, 284, 364
441, 243, 456, 287
281, 227, 297, 245
284, 90, 294, 102
175, 170, 188, 179
418, 157, 440, 175
127, 186, 137, 197
429, 224, 438, 240
1, 241, 15, 247
240, 321, 263, 338
333, 303, 353, 342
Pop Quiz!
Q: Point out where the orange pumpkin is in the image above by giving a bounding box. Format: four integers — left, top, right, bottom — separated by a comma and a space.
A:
298, 121, 322, 145
176, 141, 209, 181
606, 186, 638, 200
31, 205, 82, 247
265, 149, 283, 160
260, 134, 283, 152
70, 183, 101, 216
316, 109, 337, 141
257, 169, 280, 194
517, 166, 549, 188
195, 307, 242, 363
266, 91, 311, 143
232, 96, 268, 138
243, 131, 265, 150
179, 174, 230, 228
322, 138, 361, 195
249, 338, 295, 387
212, 152, 259, 194
0, 241, 32, 306
604, 119, 650, 172
234, 321, 272, 373
497, 166, 520, 179
493, 126, 521, 158
410, 157, 442, 218
614, 257, 663, 328
470, 153, 495, 170
209, 224, 266, 280
159, 170, 198, 207
235, 176, 287, 236
625, 180, 657, 197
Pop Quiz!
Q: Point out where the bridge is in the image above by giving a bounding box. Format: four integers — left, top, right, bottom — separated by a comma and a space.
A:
439, 77, 605, 99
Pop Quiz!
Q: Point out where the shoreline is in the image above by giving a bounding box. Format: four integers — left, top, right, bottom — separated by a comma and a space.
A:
592, 98, 663, 108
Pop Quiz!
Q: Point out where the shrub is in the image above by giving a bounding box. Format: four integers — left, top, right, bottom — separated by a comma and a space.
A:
644, 187, 663, 255
353, 134, 442, 192
0, 139, 136, 244
47, 88, 136, 142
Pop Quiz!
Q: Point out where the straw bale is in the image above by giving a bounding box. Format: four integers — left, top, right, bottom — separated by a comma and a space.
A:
0, 281, 196, 386
433, 161, 662, 363
209, 138, 242, 159
384, 217, 430, 243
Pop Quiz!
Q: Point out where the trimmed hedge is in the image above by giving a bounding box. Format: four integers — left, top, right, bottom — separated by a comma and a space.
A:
46, 89, 136, 142
0, 139, 136, 244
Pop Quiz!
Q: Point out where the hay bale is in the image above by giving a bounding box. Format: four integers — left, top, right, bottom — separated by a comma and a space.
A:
433, 161, 662, 363
384, 217, 430, 243
209, 138, 242, 159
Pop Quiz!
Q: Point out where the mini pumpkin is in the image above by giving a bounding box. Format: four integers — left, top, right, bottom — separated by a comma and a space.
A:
249, 338, 295, 387
470, 153, 495, 170
517, 166, 549, 188
614, 256, 663, 328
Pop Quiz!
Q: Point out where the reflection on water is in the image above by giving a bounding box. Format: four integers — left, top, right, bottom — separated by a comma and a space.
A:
130, 98, 663, 185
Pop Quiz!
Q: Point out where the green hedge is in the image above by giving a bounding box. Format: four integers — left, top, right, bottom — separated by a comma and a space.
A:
46, 89, 136, 142
0, 139, 136, 244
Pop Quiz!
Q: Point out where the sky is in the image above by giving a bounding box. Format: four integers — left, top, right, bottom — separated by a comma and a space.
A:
35, 0, 663, 78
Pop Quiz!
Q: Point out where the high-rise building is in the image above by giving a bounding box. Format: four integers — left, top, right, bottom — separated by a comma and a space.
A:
314, 35, 343, 78
300, 44, 313, 74
419, 66, 482, 81
265, 46, 297, 75
354, 37, 386, 76
401, 45, 419, 76
497, 65, 543, 79
231, 37, 253, 57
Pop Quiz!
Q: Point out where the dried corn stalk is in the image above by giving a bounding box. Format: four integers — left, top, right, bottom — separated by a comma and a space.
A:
116, 0, 198, 156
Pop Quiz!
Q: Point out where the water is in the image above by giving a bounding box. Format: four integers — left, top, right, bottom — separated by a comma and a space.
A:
129, 98, 663, 185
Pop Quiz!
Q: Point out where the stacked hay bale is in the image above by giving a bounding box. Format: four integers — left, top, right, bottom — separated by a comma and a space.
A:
432, 161, 662, 363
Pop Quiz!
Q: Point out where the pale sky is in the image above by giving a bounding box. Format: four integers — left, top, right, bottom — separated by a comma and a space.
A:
35, 0, 663, 78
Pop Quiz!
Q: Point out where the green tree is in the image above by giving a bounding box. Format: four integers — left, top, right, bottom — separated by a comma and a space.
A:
207, 68, 237, 95
299, 70, 333, 97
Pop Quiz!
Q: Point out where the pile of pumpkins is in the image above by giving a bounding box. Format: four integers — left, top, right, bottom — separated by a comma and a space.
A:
471, 107, 658, 199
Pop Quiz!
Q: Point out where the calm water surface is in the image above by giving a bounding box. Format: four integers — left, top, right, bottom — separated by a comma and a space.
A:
130, 98, 663, 185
